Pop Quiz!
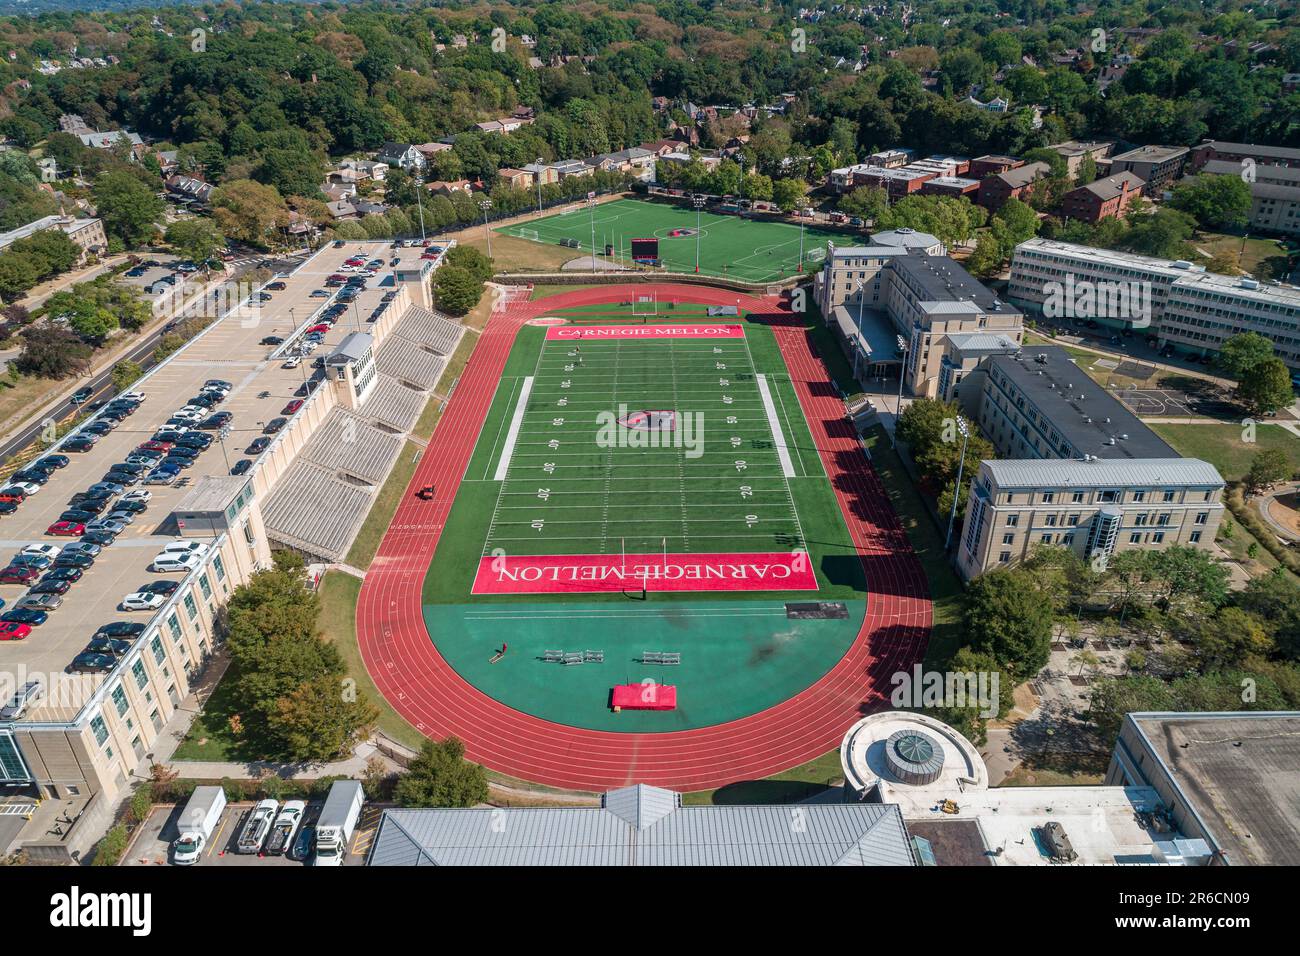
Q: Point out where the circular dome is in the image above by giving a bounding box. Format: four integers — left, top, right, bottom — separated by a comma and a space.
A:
885, 729, 945, 785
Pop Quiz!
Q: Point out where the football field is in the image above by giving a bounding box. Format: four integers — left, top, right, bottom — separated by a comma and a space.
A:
496, 197, 859, 282
479, 327, 810, 564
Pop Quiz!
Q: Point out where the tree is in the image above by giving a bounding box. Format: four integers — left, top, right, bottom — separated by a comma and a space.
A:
434, 266, 485, 316
93, 171, 164, 247
989, 197, 1038, 256
165, 219, 226, 267
1216, 331, 1276, 380
445, 245, 494, 284
963, 568, 1055, 680
838, 187, 887, 223
393, 737, 488, 808
966, 232, 1004, 277
15, 323, 93, 378
268, 675, 379, 762
771, 178, 806, 214
1145, 546, 1230, 612
211, 180, 290, 248
1245, 448, 1293, 496
1089, 676, 1176, 742
111, 360, 143, 394
1238, 357, 1294, 416
1170, 174, 1252, 230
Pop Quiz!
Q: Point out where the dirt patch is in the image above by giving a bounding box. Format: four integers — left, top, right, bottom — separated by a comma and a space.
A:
1267, 492, 1300, 541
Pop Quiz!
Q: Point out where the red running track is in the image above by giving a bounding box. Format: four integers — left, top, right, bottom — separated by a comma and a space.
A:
356, 284, 931, 792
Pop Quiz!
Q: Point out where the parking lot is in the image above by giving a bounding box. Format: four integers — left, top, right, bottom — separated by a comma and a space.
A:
0, 239, 443, 722
123, 799, 380, 866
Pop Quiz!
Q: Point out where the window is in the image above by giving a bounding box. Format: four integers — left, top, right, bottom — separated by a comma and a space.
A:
1157, 513, 1170, 526
1067, 514, 1079, 526
1044, 515, 1058, 526
198, 573, 212, 601
1195, 512, 1208, 525
167, 613, 182, 642
1152, 531, 1165, 543
1006, 515, 1019, 527
90, 715, 109, 747
183, 593, 198, 621
131, 659, 147, 691
150, 635, 165, 666
1190, 531, 1202, 543
1041, 492, 1055, 503
1130, 532, 1142, 544
1072, 492, 1085, 503
1133, 490, 1146, 502
998, 551, 1011, 563
1041, 534, 1053, 544
1003, 532, 1015, 545
213, 553, 226, 582
111, 685, 128, 718
1163, 490, 1176, 502
1099, 490, 1118, 503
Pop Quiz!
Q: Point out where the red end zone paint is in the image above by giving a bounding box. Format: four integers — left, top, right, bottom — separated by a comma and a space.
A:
545, 324, 745, 340
472, 551, 817, 594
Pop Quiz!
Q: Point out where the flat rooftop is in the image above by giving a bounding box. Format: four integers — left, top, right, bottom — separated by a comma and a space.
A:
1132, 712, 1300, 865
1013, 237, 1206, 280
987, 346, 1177, 460
0, 238, 440, 723
1112, 144, 1189, 163
890, 252, 1016, 314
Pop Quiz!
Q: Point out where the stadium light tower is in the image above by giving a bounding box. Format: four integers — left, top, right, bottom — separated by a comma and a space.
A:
586, 190, 598, 263
943, 416, 971, 551
535, 158, 544, 217
479, 198, 493, 259
692, 194, 706, 273
796, 198, 809, 272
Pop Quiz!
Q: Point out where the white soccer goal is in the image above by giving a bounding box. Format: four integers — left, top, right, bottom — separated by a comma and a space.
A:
518, 228, 540, 242
805, 246, 827, 263
632, 293, 658, 316
559, 204, 581, 215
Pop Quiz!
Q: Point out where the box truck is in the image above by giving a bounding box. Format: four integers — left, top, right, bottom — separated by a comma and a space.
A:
172, 786, 226, 865
313, 780, 363, 866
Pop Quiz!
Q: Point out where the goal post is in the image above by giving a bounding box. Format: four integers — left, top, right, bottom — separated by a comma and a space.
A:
518, 228, 540, 242
631, 293, 658, 316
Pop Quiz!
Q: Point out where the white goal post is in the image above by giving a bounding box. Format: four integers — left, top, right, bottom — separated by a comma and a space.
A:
632, 293, 658, 316
518, 228, 540, 242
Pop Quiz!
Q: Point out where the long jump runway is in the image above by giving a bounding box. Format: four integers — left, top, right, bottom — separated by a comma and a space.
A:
355, 283, 932, 792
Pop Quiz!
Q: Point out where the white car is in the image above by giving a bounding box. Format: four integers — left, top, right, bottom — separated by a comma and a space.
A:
120, 591, 167, 612
162, 540, 208, 555
121, 490, 152, 504
281, 356, 301, 369
21, 544, 61, 561
119, 391, 147, 403
2, 482, 40, 497
171, 409, 204, 423
236, 799, 279, 854
151, 553, 202, 573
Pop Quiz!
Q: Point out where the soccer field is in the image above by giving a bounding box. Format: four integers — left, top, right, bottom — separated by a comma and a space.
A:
480, 327, 808, 563
496, 197, 858, 282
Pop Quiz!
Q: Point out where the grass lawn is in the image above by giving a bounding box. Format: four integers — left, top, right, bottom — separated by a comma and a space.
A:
459, 230, 579, 272
997, 751, 1109, 787
1192, 231, 1291, 281
317, 571, 429, 751
861, 426, 965, 668
1148, 422, 1300, 481
683, 749, 844, 805
496, 197, 859, 282
531, 283, 600, 300
344, 440, 425, 569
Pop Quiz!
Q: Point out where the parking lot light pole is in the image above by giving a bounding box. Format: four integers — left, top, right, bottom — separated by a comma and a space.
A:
479, 199, 493, 259
943, 416, 970, 551
693, 194, 705, 273
892, 334, 908, 449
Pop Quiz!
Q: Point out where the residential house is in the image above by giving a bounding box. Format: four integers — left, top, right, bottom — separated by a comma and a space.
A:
968, 155, 1024, 178
1108, 145, 1189, 195
497, 167, 534, 189
1050, 141, 1114, 179
376, 142, 425, 173
164, 174, 214, 205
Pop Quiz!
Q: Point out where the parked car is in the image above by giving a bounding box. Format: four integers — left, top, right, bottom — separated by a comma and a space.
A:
282, 400, 304, 415
3, 482, 41, 497
87, 637, 134, 657
15, 594, 61, 612
246, 437, 271, 454
81, 529, 118, 547
34, 455, 69, 471
141, 580, 181, 596
9, 554, 52, 570
0, 680, 43, 719
143, 470, 176, 486
53, 552, 95, 570
29, 579, 71, 596
63, 436, 98, 453
150, 553, 202, 573
85, 518, 126, 536
21, 544, 61, 561
11, 469, 50, 485
0, 567, 40, 585
3, 607, 49, 624
69, 652, 116, 672
97, 622, 147, 640
236, 799, 280, 854
60, 541, 101, 558
264, 417, 288, 434
199, 412, 233, 429
231, 459, 253, 476
0, 500, 17, 515
178, 433, 213, 449
57, 511, 97, 525
46, 521, 86, 537
260, 335, 284, 346
87, 482, 125, 497
42, 567, 83, 583
113, 499, 148, 515
0, 622, 33, 641
120, 591, 167, 612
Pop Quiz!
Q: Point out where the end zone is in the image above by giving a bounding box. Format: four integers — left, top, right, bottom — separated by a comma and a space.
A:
545, 324, 745, 340
472, 550, 818, 594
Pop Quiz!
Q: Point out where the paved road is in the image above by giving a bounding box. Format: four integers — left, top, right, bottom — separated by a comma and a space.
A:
0, 253, 307, 466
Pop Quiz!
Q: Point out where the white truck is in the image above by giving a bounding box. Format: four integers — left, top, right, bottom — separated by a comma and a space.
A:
313, 780, 363, 866
265, 800, 306, 856
172, 786, 227, 866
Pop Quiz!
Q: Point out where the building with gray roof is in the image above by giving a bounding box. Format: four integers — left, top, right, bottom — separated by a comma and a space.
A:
367, 784, 916, 866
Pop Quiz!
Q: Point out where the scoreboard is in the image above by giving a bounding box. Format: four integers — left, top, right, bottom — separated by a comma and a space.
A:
631, 237, 660, 264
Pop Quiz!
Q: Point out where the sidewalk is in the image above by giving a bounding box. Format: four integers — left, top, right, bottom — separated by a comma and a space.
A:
15, 253, 131, 311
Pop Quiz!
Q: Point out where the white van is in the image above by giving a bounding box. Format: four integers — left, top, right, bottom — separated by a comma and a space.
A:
150, 552, 203, 573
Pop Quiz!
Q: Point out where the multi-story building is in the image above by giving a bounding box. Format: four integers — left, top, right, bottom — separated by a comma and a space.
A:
920, 176, 980, 199
957, 456, 1224, 579
1189, 140, 1300, 172
977, 161, 1051, 209
815, 238, 1024, 397
1008, 238, 1300, 369
968, 155, 1022, 178
1197, 159, 1300, 237
1107, 145, 1189, 195
0, 215, 107, 265
1049, 140, 1113, 178
1059, 171, 1144, 223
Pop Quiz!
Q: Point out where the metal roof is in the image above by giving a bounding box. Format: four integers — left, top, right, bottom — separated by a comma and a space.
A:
981, 457, 1224, 489
368, 784, 916, 866
328, 331, 373, 365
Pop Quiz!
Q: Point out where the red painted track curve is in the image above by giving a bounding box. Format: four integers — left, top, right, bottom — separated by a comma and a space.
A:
356, 284, 931, 792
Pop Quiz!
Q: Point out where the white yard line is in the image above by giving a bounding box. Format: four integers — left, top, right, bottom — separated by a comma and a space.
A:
755, 373, 796, 478
492, 375, 535, 481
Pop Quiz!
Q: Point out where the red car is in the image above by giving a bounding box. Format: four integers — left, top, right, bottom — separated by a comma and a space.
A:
282, 399, 304, 415
139, 440, 174, 453
306, 323, 330, 335
0, 622, 32, 641
46, 521, 86, 537
0, 490, 26, 503
0, 566, 40, 585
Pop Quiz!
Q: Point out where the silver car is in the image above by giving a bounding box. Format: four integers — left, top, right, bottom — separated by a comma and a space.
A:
16, 593, 62, 611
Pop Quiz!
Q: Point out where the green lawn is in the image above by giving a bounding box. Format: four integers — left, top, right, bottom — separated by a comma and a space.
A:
1148, 422, 1300, 481
496, 197, 859, 282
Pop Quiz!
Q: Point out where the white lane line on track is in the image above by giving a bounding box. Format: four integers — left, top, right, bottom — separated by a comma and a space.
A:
492, 375, 534, 481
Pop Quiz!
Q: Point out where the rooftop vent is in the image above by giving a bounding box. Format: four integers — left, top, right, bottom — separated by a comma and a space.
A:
1240, 278, 1260, 290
